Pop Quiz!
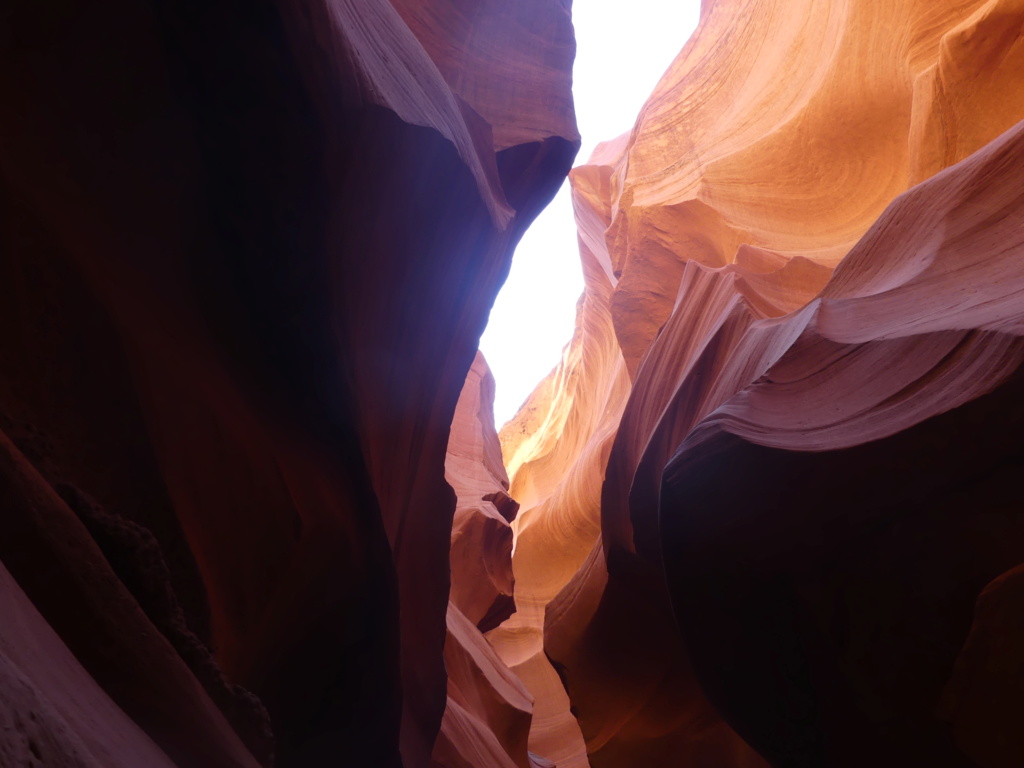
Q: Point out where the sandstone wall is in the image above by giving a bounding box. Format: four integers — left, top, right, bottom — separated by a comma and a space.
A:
0, 1, 577, 765
499, 1, 1024, 766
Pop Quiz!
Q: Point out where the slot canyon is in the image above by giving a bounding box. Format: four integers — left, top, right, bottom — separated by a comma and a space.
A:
3, 0, 1024, 766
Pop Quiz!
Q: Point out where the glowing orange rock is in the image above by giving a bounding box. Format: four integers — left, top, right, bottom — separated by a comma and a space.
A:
500, 1, 1024, 766
658, 119, 1024, 764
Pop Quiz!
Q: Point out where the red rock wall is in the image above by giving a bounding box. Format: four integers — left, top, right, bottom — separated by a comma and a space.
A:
499, 1, 1024, 767
7, 0, 1024, 766
432, 351, 539, 768
0, 1, 577, 766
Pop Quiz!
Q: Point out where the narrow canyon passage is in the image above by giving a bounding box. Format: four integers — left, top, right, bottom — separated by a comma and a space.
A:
2, 1, 1024, 768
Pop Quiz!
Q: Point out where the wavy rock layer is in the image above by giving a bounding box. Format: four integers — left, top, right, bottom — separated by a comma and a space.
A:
434, 352, 554, 768
500, 1, 1024, 767
446, 354, 521, 634
0, 1, 576, 766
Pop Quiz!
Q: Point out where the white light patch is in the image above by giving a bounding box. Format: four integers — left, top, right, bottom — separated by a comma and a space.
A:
481, 0, 702, 426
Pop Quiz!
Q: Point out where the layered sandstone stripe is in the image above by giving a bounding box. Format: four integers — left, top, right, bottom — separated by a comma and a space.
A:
498, 1, 1024, 766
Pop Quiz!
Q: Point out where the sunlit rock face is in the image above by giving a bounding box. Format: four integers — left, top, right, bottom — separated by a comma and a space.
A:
499, 1, 1024, 767
0, 1, 576, 766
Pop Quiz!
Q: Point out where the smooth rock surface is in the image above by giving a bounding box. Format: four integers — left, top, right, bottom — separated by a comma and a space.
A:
433, 351, 545, 768
498, 1, 1024, 766
6, 0, 1024, 766
446, 353, 520, 633
0, 0, 576, 765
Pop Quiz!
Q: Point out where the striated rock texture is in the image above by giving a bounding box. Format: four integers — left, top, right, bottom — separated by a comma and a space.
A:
446, 353, 521, 635
499, 1, 1024, 767
433, 351, 552, 768
7, 0, 1024, 766
0, 1, 576, 767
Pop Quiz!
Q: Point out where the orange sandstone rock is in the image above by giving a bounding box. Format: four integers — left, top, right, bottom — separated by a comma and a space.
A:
659, 118, 1024, 765
446, 353, 520, 632
500, 1, 1024, 767
434, 352, 562, 768
491, 138, 633, 767
431, 603, 535, 768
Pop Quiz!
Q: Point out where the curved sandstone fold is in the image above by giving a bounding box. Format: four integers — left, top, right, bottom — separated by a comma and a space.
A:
659, 117, 1024, 766
435, 352, 569, 768
497, 1, 1024, 767
0, 0, 577, 766
446, 353, 520, 633
6, 0, 1024, 764
490, 136, 634, 768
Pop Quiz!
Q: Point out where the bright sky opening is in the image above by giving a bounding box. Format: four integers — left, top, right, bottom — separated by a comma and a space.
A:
480, 1, 702, 426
